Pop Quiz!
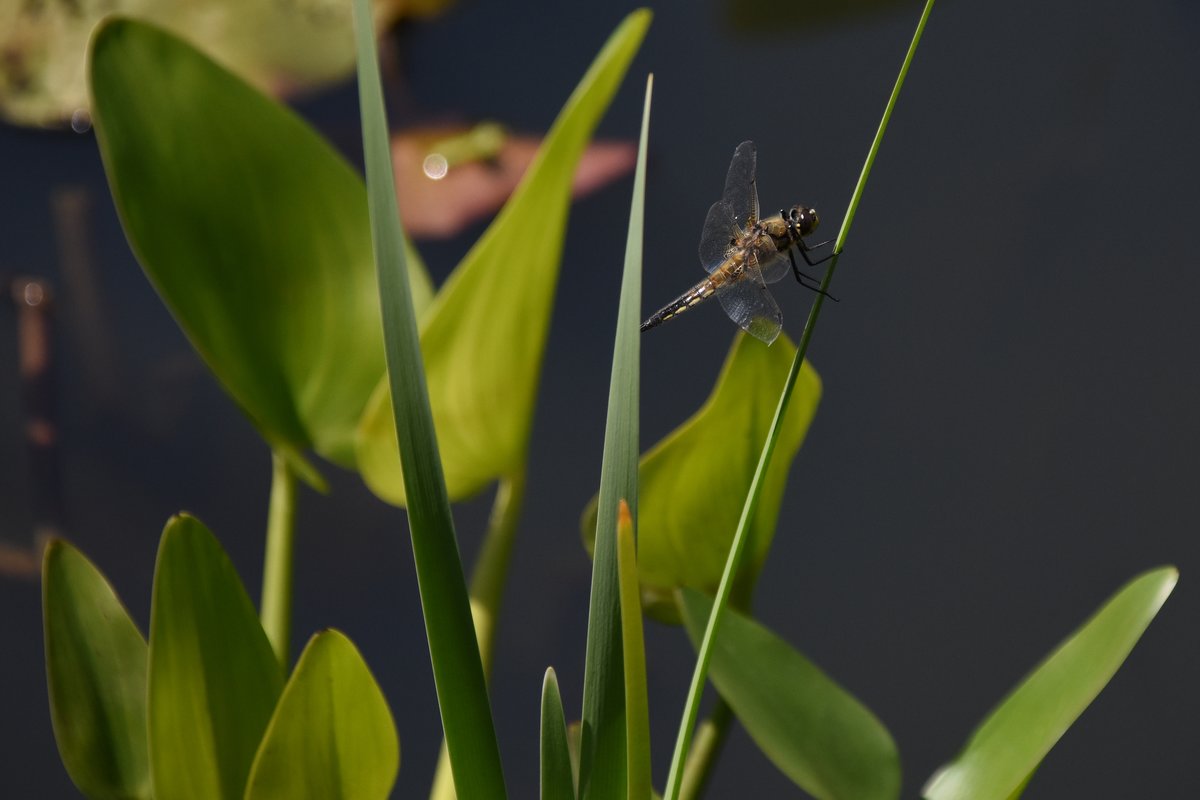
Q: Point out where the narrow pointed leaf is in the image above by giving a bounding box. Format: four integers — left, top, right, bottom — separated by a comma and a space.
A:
923, 567, 1178, 800
148, 515, 284, 800
578, 71, 652, 800
356, 10, 651, 506
353, 0, 506, 796
583, 333, 820, 619
89, 18, 432, 475
680, 590, 899, 800
43, 540, 150, 800
541, 669, 575, 800
245, 630, 399, 800
616, 501, 651, 800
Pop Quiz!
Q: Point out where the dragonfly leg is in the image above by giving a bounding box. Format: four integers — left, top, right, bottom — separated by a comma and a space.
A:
797, 238, 836, 267
787, 249, 839, 302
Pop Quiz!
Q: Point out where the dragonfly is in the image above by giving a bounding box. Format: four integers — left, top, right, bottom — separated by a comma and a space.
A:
640, 141, 834, 345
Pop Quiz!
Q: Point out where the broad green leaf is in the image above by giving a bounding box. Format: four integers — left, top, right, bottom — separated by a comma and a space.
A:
923, 566, 1178, 800
578, 66, 652, 800
541, 669, 575, 800
583, 333, 820, 619
90, 18, 432, 479
352, 0, 505, 796
148, 515, 284, 800
245, 630, 399, 800
680, 590, 900, 800
616, 500, 651, 800
43, 540, 150, 800
356, 10, 652, 506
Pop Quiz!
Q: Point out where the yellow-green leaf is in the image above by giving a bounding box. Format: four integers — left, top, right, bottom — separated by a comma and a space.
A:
923, 567, 1178, 800
356, 10, 651, 506
43, 540, 150, 800
148, 515, 284, 800
583, 333, 820, 619
245, 630, 399, 800
680, 589, 900, 800
90, 18, 432, 477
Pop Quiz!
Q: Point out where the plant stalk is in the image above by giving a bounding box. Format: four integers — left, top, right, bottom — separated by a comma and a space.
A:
260, 450, 297, 667
678, 697, 734, 800
661, 2, 935, 797
429, 469, 527, 800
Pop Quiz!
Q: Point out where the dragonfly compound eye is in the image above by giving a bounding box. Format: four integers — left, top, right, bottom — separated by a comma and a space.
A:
801, 208, 820, 235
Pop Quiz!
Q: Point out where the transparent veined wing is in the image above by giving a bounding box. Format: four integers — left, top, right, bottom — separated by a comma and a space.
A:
721, 141, 759, 229
698, 200, 739, 273
715, 265, 782, 345
754, 244, 791, 284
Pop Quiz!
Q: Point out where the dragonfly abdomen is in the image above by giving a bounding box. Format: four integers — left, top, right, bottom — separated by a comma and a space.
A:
640, 277, 719, 333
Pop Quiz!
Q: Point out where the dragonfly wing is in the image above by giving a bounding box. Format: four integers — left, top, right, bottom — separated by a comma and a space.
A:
716, 271, 782, 345
721, 141, 759, 229
755, 246, 791, 284
698, 200, 739, 273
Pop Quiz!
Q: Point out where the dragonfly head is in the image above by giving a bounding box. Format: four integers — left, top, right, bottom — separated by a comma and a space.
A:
787, 205, 820, 237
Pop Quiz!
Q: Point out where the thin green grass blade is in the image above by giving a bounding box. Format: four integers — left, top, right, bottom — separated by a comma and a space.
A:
43, 541, 150, 800
616, 500, 651, 800
578, 73, 652, 800
661, 3, 937, 798
352, 1, 505, 797
541, 669, 575, 800
923, 567, 1177, 800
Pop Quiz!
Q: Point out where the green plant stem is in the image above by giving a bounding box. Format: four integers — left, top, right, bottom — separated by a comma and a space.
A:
260, 450, 297, 667
428, 470, 528, 800
661, 3, 935, 798
470, 470, 527, 673
678, 697, 734, 800
661, 282, 823, 800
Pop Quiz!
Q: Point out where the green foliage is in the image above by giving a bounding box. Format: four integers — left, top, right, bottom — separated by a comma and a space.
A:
923, 567, 1178, 800
615, 82, 654, 800
540, 669, 575, 800
617, 500, 652, 800
43, 518, 400, 800
582, 333, 820, 620
148, 515, 284, 800
43, 541, 150, 800
245, 630, 400, 800
36, 3, 1181, 800
680, 590, 901, 800
90, 17, 433, 485
356, 10, 652, 507
352, 0, 507, 794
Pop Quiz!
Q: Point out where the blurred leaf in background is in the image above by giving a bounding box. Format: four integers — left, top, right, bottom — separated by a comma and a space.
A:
395, 124, 635, 240
0, 0, 449, 128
